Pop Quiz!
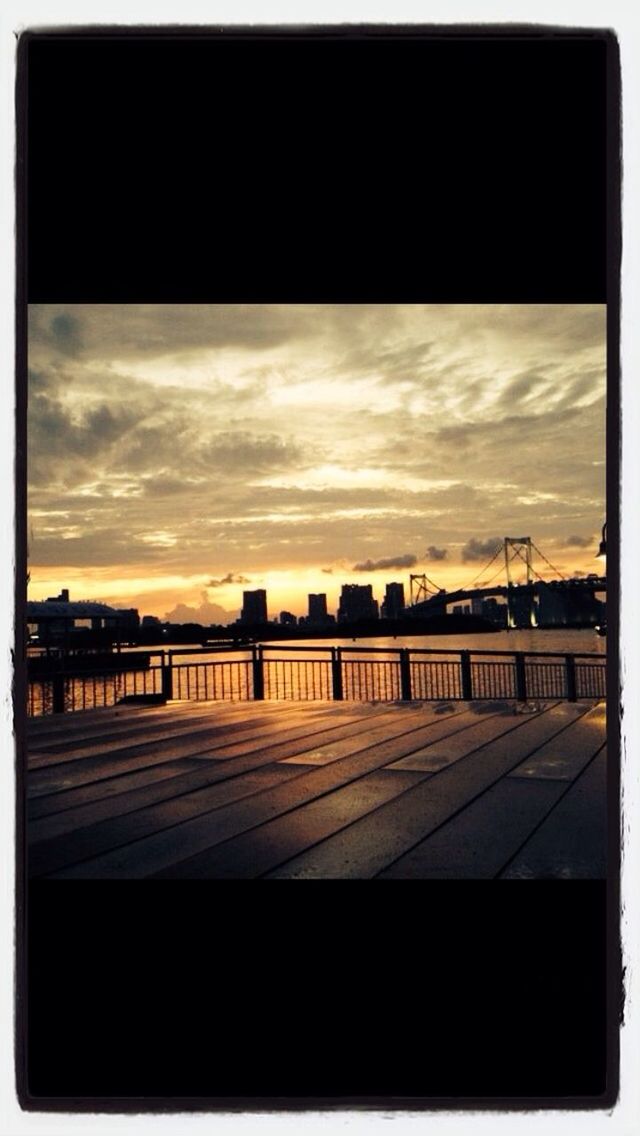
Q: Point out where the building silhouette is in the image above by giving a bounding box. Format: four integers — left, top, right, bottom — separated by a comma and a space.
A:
338, 583, 379, 623
240, 589, 268, 624
279, 610, 297, 626
481, 597, 508, 626
308, 593, 328, 624
381, 582, 405, 619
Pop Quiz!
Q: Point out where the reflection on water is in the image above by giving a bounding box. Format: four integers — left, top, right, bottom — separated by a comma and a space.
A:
258, 627, 606, 660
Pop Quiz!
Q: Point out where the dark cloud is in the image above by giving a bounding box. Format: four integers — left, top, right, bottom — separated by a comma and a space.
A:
565, 534, 593, 548
341, 337, 435, 387
426, 545, 448, 561
321, 567, 333, 574
29, 304, 319, 361
199, 432, 303, 475
28, 380, 144, 485
461, 537, 503, 563
352, 553, 417, 572
142, 475, 194, 497
499, 370, 546, 406
51, 313, 81, 353
208, 572, 251, 588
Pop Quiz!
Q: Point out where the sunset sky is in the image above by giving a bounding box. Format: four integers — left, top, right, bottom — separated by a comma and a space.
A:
26, 304, 606, 622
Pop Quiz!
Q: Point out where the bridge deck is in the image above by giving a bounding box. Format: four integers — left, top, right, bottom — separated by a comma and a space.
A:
26, 697, 607, 879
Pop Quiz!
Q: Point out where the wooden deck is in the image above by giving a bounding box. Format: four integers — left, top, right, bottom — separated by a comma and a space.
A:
26, 697, 608, 879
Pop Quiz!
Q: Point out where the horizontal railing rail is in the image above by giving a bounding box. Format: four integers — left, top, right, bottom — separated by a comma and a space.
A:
26, 644, 607, 716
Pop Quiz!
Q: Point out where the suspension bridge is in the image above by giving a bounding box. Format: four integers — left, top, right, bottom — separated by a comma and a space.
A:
409, 537, 606, 629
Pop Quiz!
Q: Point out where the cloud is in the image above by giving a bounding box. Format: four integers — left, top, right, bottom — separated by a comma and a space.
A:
352, 553, 418, 572
461, 537, 503, 563
426, 545, 448, 561
29, 304, 319, 363
208, 572, 251, 588
498, 369, 547, 406
199, 432, 304, 475
164, 592, 235, 625
27, 374, 145, 485
565, 534, 593, 548
26, 304, 606, 607
51, 313, 82, 354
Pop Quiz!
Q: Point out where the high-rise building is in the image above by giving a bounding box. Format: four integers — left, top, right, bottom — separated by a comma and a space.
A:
381, 582, 405, 619
240, 589, 268, 624
337, 584, 379, 622
308, 593, 328, 624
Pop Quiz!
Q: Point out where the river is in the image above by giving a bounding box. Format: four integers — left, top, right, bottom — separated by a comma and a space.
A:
167, 626, 606, 661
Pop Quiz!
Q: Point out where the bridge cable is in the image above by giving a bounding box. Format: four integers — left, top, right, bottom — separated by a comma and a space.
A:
423, 574, 446, 592
470, 562, 508, 590
454, 543, 504, 592
507, 544, 551, 585
530, 541, 567, 581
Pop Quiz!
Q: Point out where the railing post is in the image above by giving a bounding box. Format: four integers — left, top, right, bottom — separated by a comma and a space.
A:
565, 654, 577, 702
161, 652, 174, 701
252, 645, 265, 700
52, 674, 66, 714
460, 650, 473, 701
514, 652, 527, 701
400, 649, 413, 701
331, 647, 343, 701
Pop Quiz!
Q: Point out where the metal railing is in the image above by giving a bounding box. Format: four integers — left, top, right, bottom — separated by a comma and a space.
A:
26, 643, 607, 716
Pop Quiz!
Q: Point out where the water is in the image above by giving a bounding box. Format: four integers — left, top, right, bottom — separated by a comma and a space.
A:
166, 626, 606, 661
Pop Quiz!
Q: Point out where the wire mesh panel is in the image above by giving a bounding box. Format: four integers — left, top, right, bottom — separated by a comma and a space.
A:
471, 661, 517, 699
27, 668, 164, 716
525, 660, 567, 699
576, 661, 606, 698
27, 680, 50, 717
173, 661, 253, 701
342, 659, 401, 701
411, 660, 462, 700
264, 658, 332, 700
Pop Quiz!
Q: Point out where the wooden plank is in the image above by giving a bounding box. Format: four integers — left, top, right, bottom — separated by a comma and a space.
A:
276, 705, 481, 766
157, 770, 429, 879
25, 697, 361, 743
506, 702, 606, 780
27, 706, 387, 797
265, 703, 589, 878
25, 698, 221, 741
45, 706, 538, 878
383, 702, 571, 772
500, 748, 607, 878
27, 704, 386, 812
28, 763, 315, 876
27, 711, 299, 768
30, 706, 466, 837
27, 757, 217, 820
378, 777, 567, 878
26, 700, 304, 755
31, 706, 459, 872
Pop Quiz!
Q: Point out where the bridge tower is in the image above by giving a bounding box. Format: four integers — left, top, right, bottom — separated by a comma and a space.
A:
504, 537, 538, 629
409, 574, 430, 606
